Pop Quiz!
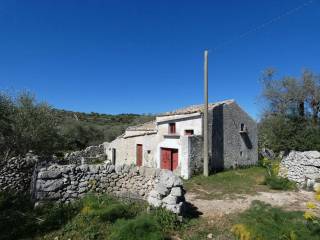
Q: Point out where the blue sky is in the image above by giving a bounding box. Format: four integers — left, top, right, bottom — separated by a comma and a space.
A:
0, 0, 319, 119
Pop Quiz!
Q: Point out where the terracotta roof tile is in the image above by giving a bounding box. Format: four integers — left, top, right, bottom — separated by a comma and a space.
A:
158, 99, 234, 116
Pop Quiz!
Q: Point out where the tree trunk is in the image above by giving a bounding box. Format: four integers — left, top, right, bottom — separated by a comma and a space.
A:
311, 100, 319, 126
298, 101, 305, 118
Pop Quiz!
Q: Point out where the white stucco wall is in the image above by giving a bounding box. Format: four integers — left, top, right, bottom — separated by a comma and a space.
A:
107, 113, 203, 179
107, 133, 158, 167
156, 113, 202, 136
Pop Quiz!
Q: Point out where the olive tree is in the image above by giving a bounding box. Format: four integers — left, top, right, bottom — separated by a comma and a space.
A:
259, 69, 320, 152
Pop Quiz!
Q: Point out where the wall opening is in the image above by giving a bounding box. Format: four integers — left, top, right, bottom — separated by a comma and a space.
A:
169, 123, 176, 134
112, 148, 116, 165
185, 129, 194, 135
160, 148, 178, 171
136, 144, 143, 166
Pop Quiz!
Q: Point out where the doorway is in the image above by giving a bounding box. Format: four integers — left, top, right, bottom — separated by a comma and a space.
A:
160, 148, 178, 171
136, 144, 143, 166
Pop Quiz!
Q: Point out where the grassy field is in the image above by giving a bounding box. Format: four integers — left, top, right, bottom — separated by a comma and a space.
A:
184, 167, 269, 200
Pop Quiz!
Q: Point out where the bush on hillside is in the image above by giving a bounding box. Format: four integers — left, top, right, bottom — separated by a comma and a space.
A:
0, 91, 154, 158
259, 115, 320, 153
0, 91, 61, 158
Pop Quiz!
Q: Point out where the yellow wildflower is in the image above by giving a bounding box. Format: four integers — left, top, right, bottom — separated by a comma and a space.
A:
289, 231, 297, 240
231, 224, 251, 240
81, 206, 92, 215
315, 193, 320, 201
306, 202, 316, 209
271, 162, 280, 175
303, 211, 316, 221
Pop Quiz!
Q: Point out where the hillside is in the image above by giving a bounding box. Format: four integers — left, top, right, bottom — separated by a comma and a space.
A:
54, 109, 155, 150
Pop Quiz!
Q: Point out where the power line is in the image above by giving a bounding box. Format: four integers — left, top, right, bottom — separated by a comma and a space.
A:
213, 0, 315, 51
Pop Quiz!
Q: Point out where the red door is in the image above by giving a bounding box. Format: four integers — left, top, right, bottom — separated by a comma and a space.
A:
161, 148, 178, 171
172, 149, 178, 170
136, 144, 143, 166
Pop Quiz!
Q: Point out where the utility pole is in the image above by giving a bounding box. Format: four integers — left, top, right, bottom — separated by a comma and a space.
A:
203, 50, 209, 177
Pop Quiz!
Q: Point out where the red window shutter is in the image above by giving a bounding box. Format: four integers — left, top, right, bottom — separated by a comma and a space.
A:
169, 123, 176, 134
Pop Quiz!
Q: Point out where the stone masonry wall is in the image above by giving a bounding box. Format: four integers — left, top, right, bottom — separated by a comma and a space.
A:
64, 143, 109, 165
0, 152, 38, 193
189, 135, 203, 175
279, 151, 320, 187
35, 163, 185, 214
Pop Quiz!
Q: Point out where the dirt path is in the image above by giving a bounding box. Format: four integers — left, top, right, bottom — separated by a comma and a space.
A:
186, 190, 319, 218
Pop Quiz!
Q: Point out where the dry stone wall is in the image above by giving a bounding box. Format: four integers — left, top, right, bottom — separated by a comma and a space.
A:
64, 143, 109, 165
34, 163, 185, 214
279, 151, 320, 187
0, 152, 38, 192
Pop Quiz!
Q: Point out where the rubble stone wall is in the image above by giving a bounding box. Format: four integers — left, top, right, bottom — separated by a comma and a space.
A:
0, 153, 38, 193
279, 151, 320, 187
35, 163, 185, 214
64, 143, 109, 165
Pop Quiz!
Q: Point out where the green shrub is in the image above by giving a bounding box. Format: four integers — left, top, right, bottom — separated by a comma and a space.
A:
98, 203, 136, 222
265, 175, 296, 190
260, 157, 296, 190
80, 194, 144, 223
153, 207, 181, 231
232, 200, 319, 240
110, 214, 165, 240
35, 202, 81, 232
0, 192, 37, 240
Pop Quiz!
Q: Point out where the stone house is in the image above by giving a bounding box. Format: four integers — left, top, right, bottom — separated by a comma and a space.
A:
107, 100, 258, 179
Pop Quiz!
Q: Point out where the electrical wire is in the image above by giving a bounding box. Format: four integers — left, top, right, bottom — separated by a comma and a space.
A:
212, 0, 315, 51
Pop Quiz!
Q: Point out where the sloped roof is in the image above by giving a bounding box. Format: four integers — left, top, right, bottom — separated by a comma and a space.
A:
158, 99, 234, 116
123, 99, 235, 136
126, 120, 157, 131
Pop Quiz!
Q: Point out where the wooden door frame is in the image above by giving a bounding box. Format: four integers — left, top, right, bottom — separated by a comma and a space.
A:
136, 144, 143, 166
160, 147, 179, 171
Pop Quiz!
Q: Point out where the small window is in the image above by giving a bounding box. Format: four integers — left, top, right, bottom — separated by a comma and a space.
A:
169, 123, 176, 134
240, 123, 247, 132
185, 129, 194, 135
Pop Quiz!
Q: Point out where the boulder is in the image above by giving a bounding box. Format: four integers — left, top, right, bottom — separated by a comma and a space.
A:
147, 196, 162, 207
154, 183, 169, 196
43, 179, 64, 192
162, 195, 177, 205
170, 187, 182, 197
260, 148, 275, 160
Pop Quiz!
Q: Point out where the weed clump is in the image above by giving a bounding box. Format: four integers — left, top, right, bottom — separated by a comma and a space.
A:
261, 157, 296, 190
232, 200, 319, 240
265, 175, 296, 190
110, 214, 164, 240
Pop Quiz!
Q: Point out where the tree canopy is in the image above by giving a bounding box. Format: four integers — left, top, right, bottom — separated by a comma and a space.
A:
259, 69, 320, 152
0, 91, 154, 159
